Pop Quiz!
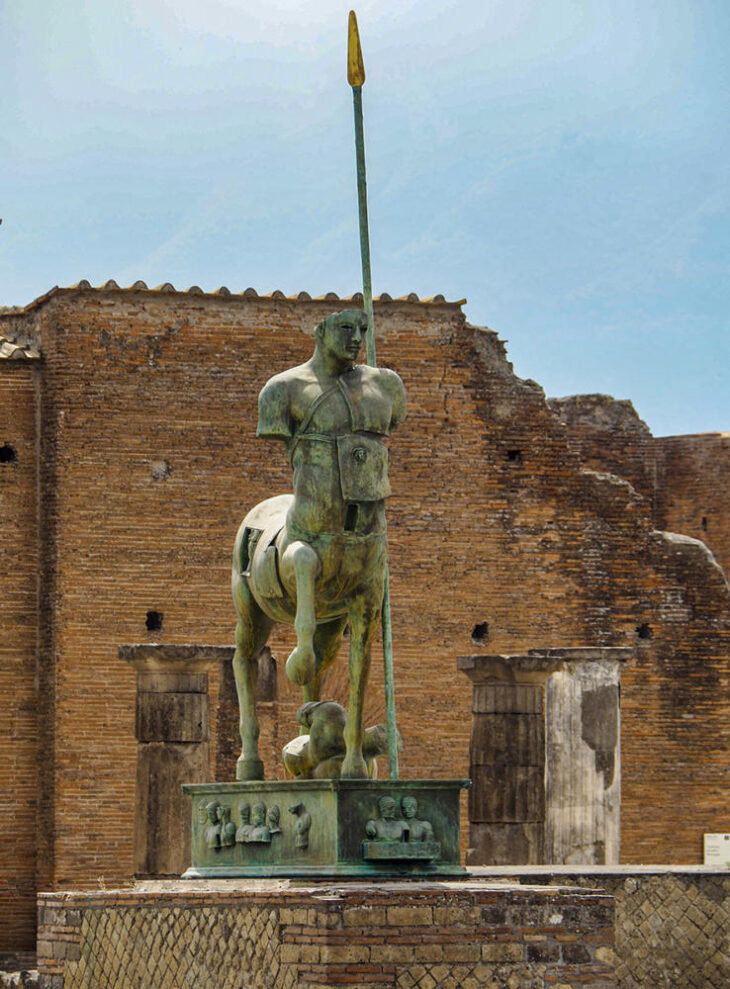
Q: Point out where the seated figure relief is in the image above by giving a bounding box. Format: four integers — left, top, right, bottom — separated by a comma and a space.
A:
363, 794, 440, 861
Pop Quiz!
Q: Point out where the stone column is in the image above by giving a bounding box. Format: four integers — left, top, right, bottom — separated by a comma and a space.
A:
120, 644, 232, 878
458, 648, 629, 866
458, 654, 558, 865
540, 647, 629, 865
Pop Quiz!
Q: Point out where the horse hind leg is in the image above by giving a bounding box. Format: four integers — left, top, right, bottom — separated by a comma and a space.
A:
233, 579, 274, 781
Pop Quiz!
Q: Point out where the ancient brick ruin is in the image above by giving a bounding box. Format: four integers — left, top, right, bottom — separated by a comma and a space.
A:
1, 283, 728, 954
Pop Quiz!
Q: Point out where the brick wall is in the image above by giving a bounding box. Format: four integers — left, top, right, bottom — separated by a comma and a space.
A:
1, 286, 729, 951
36, 880, 615, 988
655, 433, 730, 578
491, 865, 730, 989
0, 359, 39, 953
547, 395, 656, 507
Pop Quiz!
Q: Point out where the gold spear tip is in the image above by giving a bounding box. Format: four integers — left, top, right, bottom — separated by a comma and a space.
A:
347, 10, 366, 87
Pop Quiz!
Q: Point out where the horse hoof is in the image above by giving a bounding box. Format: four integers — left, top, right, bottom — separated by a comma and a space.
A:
340, 758, 369, 780
236, 756, 264, 781
286, 646, 316, 685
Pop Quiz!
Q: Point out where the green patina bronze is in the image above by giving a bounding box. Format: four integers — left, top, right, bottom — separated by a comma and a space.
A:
232, 310, 406, 782
179, 16, 471, 881
182, 780, 469, 878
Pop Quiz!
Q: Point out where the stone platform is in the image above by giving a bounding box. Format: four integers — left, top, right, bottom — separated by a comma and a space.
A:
37, 878, 616, 988
182, 779, 469, 879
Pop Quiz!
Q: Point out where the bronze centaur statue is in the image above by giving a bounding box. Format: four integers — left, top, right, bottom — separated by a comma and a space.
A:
232, 310, 406, 780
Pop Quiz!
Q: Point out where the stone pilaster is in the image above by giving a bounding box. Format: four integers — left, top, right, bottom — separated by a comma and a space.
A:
120, 644, 232, 878
458, 648, 629, 866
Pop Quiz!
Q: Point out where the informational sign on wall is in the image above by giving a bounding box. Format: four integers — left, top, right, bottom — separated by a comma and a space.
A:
703, 833, 730, 866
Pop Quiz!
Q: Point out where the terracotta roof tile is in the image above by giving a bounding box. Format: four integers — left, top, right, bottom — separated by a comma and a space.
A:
1, 282, 466, 315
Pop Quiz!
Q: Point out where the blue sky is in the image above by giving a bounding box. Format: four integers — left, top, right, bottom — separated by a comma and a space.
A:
2, 0, 728, 436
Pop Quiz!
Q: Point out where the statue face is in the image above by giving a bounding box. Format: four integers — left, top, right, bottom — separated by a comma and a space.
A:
252, 803, 266, 825
379, 797, 397, 820
206, 802, 219, 823
402, 797, 417, 819
320, 311, 367, 363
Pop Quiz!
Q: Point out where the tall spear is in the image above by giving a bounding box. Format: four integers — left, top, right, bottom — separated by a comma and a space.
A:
347, 10, 399, 779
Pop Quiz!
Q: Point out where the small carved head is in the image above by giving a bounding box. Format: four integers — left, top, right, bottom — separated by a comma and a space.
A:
239, 801, 251, 823
378, 796, 397, 820
401, 796, 418, 819
252, 802, 266, 826
205, 800, 221, 823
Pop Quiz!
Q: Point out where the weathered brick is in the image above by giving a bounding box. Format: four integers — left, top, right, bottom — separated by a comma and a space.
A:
2, 287, 729, 951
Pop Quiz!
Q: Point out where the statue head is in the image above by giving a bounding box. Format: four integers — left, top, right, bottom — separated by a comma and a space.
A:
266, 805, 280, 829
205, 800, 220, 823
314, 310, 368, 367
378, 795, 397, 820
252, 802, 266, 826
401, 795, 418, 819
239, 801, 251, 823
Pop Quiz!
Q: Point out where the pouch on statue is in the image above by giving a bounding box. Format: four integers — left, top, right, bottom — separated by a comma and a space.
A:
336, 433, 391, 502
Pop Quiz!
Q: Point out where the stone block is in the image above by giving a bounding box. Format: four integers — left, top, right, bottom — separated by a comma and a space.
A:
136, 690, 208, 743
343, 906, 387, 927
481, 943, 525, 962
467, 822, 544, 866
386, 905, 433, 926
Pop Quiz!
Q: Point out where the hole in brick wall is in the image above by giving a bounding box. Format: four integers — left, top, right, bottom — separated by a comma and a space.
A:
701, 516, 708, 531
506, 449, 523, 464
636, 623, 653, 640
471, 621, 489, 644
0, 444, 18, 464
150, 460, 171, 481
145, 610, 163, 632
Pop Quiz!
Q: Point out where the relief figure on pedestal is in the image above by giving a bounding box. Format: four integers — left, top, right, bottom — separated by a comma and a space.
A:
401, 796, 434, 842
204, 801, 222, 849
266, 805, 282, 835
219, 805, 236, 847
248, 803, 270, 842
235, 802, 251, 843
365, 795, 407, 842
362, 793, 441, 861
289, 802, 312, 850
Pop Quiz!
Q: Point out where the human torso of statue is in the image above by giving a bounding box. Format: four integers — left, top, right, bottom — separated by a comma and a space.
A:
257, 362, 406, 538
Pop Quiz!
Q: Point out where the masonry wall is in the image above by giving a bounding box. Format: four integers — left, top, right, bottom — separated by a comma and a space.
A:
0, 359, 39, 955
36, 880, 616, 989
655, 433, 730, 578
547, 395, 657, 507
501, 866, 730, 989
1, 287, 729, 952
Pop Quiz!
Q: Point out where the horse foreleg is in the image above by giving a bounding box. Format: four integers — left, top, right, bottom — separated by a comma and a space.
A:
232, 580, 274, 781
341, 594, 381, 779
301, 615, 348, 711
280, 540, 322, 686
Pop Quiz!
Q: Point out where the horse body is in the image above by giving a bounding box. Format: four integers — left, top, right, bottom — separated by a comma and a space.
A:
232, 492, 387, 781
